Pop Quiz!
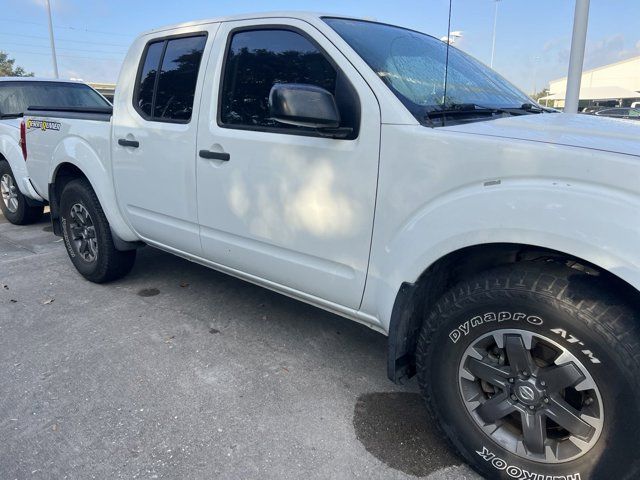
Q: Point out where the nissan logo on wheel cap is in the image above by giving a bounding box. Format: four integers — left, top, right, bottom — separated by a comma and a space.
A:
518, 385, 536, 402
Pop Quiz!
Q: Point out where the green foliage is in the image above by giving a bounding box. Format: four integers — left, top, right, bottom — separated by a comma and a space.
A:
0, 51, 34, 77
531, 88, 550, 102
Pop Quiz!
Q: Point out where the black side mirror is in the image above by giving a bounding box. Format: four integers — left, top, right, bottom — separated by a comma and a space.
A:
269, 83, 342, 130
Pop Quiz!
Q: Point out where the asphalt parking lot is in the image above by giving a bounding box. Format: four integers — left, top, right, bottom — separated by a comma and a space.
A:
0, 212, 480, 480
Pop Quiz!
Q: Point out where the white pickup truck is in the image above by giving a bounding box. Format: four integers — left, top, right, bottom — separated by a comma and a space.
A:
23, 12, 640, 480
0, 78, 111, 224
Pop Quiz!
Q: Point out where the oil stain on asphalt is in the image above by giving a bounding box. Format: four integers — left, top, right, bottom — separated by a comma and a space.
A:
137, 288, 160, 297
353, 392, 464, 477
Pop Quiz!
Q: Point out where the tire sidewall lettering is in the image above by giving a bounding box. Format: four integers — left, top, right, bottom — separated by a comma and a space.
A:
449, 311, 543, 343
476, 446, 582, 480
61, 217, 76, 258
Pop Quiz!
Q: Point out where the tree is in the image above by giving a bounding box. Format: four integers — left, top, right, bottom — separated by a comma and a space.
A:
531, 88, 550, 102
0, 51, 34, 77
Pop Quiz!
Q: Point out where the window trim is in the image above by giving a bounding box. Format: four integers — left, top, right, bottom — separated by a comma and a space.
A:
216, 24, 360, 139
132, 31, 208, 124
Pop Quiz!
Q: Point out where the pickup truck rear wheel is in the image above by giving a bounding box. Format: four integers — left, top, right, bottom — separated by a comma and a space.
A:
415, 262, 640, 479
0, 160, 43, 225
60, 178, 135, 283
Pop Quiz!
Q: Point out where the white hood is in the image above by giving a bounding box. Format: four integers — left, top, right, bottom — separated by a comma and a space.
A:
445, 113, 640, 158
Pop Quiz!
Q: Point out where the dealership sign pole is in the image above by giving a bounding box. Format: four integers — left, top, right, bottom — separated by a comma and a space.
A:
564, 0, 590, 113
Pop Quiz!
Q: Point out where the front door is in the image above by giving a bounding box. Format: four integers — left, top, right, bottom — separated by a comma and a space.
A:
196, 19, 381, 309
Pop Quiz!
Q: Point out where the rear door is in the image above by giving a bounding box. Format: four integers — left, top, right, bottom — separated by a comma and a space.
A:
195, 19, 381, 309
112, 26, 217, 254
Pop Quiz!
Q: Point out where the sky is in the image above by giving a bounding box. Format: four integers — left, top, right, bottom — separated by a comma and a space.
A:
1, 0, 639, 94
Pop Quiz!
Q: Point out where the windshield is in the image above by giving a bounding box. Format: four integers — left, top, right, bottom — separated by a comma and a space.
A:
324, 18, 533, 123
0, 81, 110, 116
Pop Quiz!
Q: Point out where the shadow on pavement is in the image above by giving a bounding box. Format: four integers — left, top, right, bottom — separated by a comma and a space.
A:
353, 392, 465, 477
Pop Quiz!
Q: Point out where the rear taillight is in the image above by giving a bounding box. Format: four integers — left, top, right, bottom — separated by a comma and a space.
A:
19, 120, 27, 161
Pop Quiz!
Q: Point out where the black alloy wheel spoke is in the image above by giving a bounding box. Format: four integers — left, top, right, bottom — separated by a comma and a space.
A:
545, 396, 596, 440
504, 334, 536, 375
466, 357, 511, 388
70, 225, 84, 239
538, 363, 585, 392
476, 392, 516, 423
521, 411, 546, 454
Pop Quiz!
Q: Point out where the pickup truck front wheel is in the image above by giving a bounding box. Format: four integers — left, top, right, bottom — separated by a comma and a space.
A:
0, 160, 43, 225
416, 263, 640, 479
60, 178, 136, 283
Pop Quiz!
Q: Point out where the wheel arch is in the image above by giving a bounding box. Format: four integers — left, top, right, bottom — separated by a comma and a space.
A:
49, 161, 140, 249
387, 242, 640, 384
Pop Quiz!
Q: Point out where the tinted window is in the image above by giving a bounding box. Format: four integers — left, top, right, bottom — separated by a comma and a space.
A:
0, 81, 109, 116
154, 36, 207, 121
136, 41, 164, 117
220, 29, 337, 132
134, 34, 206, 122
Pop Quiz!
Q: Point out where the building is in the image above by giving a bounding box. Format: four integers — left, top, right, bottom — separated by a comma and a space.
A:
541, 55, 640, 109
87, 82, 116, 104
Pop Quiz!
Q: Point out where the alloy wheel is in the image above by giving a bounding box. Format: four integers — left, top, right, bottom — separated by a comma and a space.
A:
458, 329, 603, 463
1, 173, 19, 213
68, 203, 98, 262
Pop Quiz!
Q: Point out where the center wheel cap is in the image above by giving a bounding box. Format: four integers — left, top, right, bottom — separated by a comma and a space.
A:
515, 382, 542, 405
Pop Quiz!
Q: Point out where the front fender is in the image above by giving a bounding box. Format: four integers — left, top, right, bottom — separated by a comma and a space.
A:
49, 136, 138, 242
363, 179, 640, 333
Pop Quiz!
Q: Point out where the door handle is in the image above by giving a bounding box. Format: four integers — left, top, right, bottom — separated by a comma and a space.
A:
118, 138, 139, 148
199, 150, 230, 161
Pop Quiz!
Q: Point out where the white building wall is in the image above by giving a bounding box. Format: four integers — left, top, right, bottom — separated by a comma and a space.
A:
549, 56, 640, 95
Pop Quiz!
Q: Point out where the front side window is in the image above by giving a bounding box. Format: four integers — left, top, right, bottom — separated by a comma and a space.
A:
219, 28, 339, 133
0, 81, 110, 116
134, 34, 207, 122
324, 18, 534, 125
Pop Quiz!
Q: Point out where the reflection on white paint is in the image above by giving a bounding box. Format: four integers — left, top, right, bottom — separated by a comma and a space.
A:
227, 160, 360, 242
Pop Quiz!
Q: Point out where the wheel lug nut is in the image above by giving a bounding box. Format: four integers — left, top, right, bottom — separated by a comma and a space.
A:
521, 370, 529, 377
511, 394, 518, 401
540, 380, 546, 387
543, 397, 549, 404
528, 405, 535, 410
508, 378, 514, 383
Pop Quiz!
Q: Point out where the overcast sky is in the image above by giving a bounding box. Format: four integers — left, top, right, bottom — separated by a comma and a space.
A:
2, 0, 639, 94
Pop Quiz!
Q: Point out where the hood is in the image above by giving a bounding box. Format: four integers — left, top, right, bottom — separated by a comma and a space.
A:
445, 112, 640, 158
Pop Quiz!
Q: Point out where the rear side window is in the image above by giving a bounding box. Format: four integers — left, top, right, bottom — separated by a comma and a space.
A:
136, 41, 164, 117
219, 29, 341, 133
134, 33, 207, 122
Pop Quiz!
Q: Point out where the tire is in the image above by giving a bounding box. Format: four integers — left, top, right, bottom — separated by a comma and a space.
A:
60, 178, 136, 283
0, 160, 43, 225
416, 262, 640, 480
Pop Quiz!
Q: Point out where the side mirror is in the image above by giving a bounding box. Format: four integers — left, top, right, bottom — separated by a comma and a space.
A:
269, 83, 340, 129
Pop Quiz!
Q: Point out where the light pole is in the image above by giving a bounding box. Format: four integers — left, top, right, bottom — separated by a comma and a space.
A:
565, 0, 590, 113
46, 0, 59, 78
490, 0, 501, 68
532, 56, 540, 96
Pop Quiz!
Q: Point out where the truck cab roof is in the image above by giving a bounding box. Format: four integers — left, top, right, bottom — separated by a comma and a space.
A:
139, 11, 363, 36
